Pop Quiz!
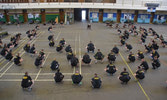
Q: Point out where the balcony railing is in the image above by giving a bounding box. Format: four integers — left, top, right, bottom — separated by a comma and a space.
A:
0, 0, 116, 3
0, 0, 167, 11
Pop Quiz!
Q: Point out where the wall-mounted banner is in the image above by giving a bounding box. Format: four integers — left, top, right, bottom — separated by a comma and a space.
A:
35, 14, 39, 19
108, 14, 113, 19
140, 15, 148, 20
157, 15, 165, 21
0, 13, 4, 19
124, 14, 132, 20
13, 14, 19, 19
28, 13, 34, 18
92, 13, 98, 19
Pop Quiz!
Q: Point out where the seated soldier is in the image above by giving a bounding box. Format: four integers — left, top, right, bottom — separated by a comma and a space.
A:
67, 51, 74, 61
107, 50, 116, 63
137, 50, 144, 60
7, 41, 14, 49
118, 68, 131, 84
29, 44, 37, 56
56, 44, 63, 52
71, 71, 83, 85
105, 62, 117, 75
0, 38, 3, 48
152, 56, 161, 69
140, 37, 146, 44
152, 41, 159, 50
54, 69, 64, 83
82, 53, 92, 65
128, 52, 135, 62
24, 43, 30, 53
35, 25, 39, 30
60, 21, 64, 26
1, 46, 8, 56
70, 55, 79, 67
39, 49, 45, 59
50, 58, 59, 70
125, 43, 132, 51
144, 44, 152, 54
87, 41, 95, 53
140, 59, 149, 71
14, 53, 23, 66
48, 35, 54, 41
91, 73, 102, 88
117, 29, 122, 35
120, 38, 125, 46
48, 26, 53, 34
160, 39, 167, 48
49, 39, 55, 47
94, 49, 104, 63
34, 55, 43, 68
65, 45, 72, 53
21, 72, 34, 91
13, 39, 18, 47
150, 49, 160, 59
135, 66, 145, 80
87, 23, 91, 29
59, 38, 66, 47
112, 45, 119, 55
5, 50, 13, 61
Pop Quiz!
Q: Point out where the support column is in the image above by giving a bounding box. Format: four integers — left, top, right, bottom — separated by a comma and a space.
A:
99, 9, 103, 23
4, 10, 10, 23
150, 12, 155, 24
59, 9, 64, 22
79, 0, 84, 2
23, 9, 28, 23
134, 10, 138, 23
117, 10, 121, 23
59, 0, 64, 2
41, 9, 46, 23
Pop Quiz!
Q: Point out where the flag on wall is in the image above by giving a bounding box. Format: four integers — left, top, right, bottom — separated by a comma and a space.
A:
55, 17, 58, 24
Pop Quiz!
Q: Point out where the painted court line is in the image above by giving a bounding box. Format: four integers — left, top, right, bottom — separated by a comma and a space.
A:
0, 35, 29, 65
0, 79, 72, 82
79, 34, 82, 74
35, 53, 50, 81
0, 73, 73, 76
0, 31, 44, 77
119, 52, 150, 100
73, 33, 77, 74
55, 32, 61, 41
0, 51, 25, 78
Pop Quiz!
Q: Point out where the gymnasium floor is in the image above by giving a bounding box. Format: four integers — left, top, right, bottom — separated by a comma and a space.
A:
0, 22, 167, 100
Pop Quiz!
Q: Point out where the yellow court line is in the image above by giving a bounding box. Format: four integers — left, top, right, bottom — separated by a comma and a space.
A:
119, 52, 150, 100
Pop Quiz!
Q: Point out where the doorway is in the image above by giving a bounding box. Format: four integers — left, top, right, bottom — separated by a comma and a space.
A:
82, 10, 86, 21
74, 8, 89, 22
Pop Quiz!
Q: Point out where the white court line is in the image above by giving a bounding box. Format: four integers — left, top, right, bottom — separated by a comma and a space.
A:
73, 33, 77, 74
0, 36, 28, 62
79, 34, 82, 74
0, 51, 25, 78
0, 79, 72, 82
0, 73, 73, 75
34, 53, 50, 81
55, 32, 61, 41
34, 30, 61, 81
0, 31, 45, 77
